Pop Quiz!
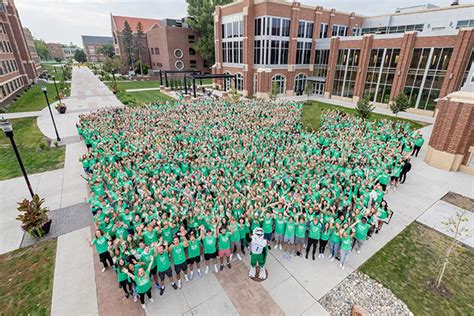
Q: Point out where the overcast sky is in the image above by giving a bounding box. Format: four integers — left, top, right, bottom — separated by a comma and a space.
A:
16, 0, 471, 47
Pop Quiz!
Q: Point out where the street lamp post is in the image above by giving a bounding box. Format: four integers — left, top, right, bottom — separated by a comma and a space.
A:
0, 118, 35, 198
41, 86, 61, 142
51, 76, 61, 103
61, 65, 66, 81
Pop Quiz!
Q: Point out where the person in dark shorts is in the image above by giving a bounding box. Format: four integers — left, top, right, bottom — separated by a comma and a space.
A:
169, 236, 189, 289
203, 227, 219, 274
156, 243, 177, 295
187, 230, 203, 280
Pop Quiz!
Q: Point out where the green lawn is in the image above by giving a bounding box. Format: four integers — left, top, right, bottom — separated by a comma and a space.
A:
116, 90, 173, 106
0, 118, 65, 180
360, 222, 474, 315
301, 101, 427, 132
0, 239, 57, 316
40, 63, 70, 81
6, 84, 70, 113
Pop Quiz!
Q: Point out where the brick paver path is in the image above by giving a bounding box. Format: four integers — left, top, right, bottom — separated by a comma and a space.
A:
91, 226, 144, 316
214, 260, 284, 315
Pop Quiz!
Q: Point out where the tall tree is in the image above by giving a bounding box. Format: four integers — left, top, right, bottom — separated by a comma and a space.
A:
122, 20, 134, 71
97, 44, 115, 58
134, 22, 144, 77
187, 0, 233, 67
34, 38, 48, 60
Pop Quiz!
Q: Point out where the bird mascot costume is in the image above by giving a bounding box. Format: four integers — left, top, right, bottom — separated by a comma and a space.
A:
248, 227, 268, 280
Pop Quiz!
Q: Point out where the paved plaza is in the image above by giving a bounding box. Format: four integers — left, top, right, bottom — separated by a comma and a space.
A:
0, 66, 472, 315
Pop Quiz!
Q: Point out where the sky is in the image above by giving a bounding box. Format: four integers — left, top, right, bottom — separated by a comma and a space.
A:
16, 0, 471, 47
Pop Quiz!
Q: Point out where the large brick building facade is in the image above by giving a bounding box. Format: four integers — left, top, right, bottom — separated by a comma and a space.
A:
81, 35, 113, 63
110, 15, 207, 75
214, 0, 474, 114
0, 0, 38, 105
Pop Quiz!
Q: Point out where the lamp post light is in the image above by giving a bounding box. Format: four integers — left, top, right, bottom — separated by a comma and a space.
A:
0, 118, 35, 198
61, 65, 66, 81
51, 76, 61, 104
41, 86, 61, 142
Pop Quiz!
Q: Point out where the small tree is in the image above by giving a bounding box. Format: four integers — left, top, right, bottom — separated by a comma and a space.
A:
97, 44, 115, 58
270, 81, 279, 101
390, 92, 410, 116
356, 95, 375, 119
435, 210, 470, 289
74, 50, 87, 63
304, 81, 313, 101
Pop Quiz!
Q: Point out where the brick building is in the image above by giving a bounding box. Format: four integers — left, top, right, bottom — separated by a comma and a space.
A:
23, 27, 41, 75
0, 0, 38, 105
110, 15, 206, 74
214, 0, 474, 114
46, 42, 65, 61
81, 35, 113, 63
425, 64, 474, 174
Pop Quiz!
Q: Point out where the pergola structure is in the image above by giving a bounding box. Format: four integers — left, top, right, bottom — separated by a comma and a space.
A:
159, 69, 202, 87
184, 73, 237, 98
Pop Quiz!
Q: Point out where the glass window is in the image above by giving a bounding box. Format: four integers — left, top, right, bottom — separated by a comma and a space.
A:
298, 22, 305, 38
189, 47, 196, 56
272, 18, 281, 36
282, 19, 291, 37
254, 40, 261, 64
320, 23, 328, 38
272, 75, 286, 94
294, 73, 307, 94
236, 73, 243, 91
332, 49, 360, 98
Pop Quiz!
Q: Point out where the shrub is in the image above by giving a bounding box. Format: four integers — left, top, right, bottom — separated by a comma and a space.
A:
356, 95, 375, 119
391, 92, 410, 116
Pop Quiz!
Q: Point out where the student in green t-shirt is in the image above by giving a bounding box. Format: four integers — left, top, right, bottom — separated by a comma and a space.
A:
318, 222, 331, 259
274, 212, 286, 250
156, 243, 178, 294
187, 230, 202, 280
354, 217, 370, 253
218, 225, 232, 270
123, 258, 155, 309
283, 216, 296, 258
203, 226, 219, 274
340, 229, 355, 270
88, 230, 113, 272
412, 134, 424, 157
295, 216, 307, 257
262, 212, 274, 249
169, 236, 189, 289
229, 218, 243, 262
139, 245, 160, 290
329, 222, 342, 261
114, 257, 132, 298
306, 217, 321, 260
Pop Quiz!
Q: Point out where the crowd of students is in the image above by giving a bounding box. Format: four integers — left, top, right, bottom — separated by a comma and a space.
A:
79, 99, 422, 309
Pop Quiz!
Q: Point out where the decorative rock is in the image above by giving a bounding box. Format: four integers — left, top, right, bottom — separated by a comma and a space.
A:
319, 271, 413, 316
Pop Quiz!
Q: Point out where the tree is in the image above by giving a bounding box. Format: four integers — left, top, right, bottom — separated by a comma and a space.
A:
355, 95, 375, 119
270, 81, 279, 101
304, 81, 313, 101
34, 39, 48, 60
436, 210, 470, 288
390, 92, 410, 116
74, 50, 87, 63
97, 44, 115, 58
134, 22, 145, 77
187, 0, 233, 67
122, 20, 134, 71
103, 56, 123, 91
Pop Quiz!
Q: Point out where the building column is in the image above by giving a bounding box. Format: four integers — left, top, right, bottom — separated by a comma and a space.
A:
213, 6, 223, 87
286, 1, 300, 95
353, 34, 373, 102
242, 0, 255, 97
347, 12, 356, 36
327, 9, 336, 38
324, 37, 340, 98
308, 7, 323, 76
440, 28, 474, 98
389, 31, 417, 101
256, 68, 271, 99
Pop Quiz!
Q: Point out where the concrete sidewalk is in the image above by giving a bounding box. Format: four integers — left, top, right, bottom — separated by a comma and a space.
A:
1, 111, 43, 119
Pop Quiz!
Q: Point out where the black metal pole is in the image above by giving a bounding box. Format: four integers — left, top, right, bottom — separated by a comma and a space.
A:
7, 134, 34, 198
234, 75, 237, 89
184, 75, 188, 94
43, 91, 61, 142
62, 66, 66, 80
52, 77, 61, 103
159, 70, 163, 86
193, 78, 196, 98
165, 73, 169, 87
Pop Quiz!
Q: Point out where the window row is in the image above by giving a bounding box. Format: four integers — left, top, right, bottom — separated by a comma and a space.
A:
332, 25, 348, 37
0, 77, 23, 100
254, 39, 289, 65
254, 17, 290, 37
0, 40, 12, 53
150, 47, 160, 55
456, 20, 474, 29
0, 59, 18, 76
0, 23, 6, 34
222, 41, 243, 64
222, 20, 243, 39
361, 24, 424, 35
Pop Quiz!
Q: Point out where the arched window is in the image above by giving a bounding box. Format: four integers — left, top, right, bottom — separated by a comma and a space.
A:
236, 73, 244, 91
271, 74, 286, 95
294, 73, 307, 95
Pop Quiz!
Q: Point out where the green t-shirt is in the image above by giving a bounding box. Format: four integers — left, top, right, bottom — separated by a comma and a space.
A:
262, 217, 273, 234
230, 225, 240, 242
136, 273, 151, 294
156, 252, 171, 272
295, 223, 306, 238
284, 221, 296, 237
161, 227, 173, 243
218, 232, 231, 250
275, 218, 286, 235
355, 222, 370, 240
330, 228, 341, 244
93, 236, 109, 254
140, 250, 157, 269
203, 235, 217, 254
415, 137, 424, 147
309, 222, 321, 239
188, 239, 201, 258
143, 230, 158, 245
320, 227, 330, 241
171, 243, 186, 265
341, 236, 353, 251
